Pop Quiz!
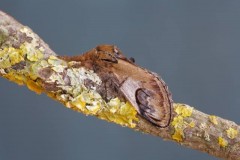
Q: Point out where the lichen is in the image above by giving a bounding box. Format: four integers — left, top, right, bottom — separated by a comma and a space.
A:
171, 116, 184, 142
26, 79, 43, 94
218, 137, 228, 147
204, 131, 210, 141
0, 46, 26, 69
70, 90, 138, 128
71, 90, 101, 114
175, 104, 193, 117
0, 36, 139, 128
66, 67, 101, 86
47, 71, 65, 85
172, 130, 183, 142
0, 32, 7, 44
27, 50, 43, 62
226, 127, 238, 139
20, 27, 38, 49
199, 123, 207, 130
189, 121, 195, 128
3, 71, 26, 85
171, 104, 194, 142
171, 116, 184, 128
98, 101, 138, 128
48, 55, 67, 73
60, 69, 139, 128
0, 68, 6, 75
108, 97, 121, 113
209, 115, 218, 125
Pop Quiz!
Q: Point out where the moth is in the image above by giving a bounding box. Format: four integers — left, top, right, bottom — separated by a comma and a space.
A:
59, 45, 173, 128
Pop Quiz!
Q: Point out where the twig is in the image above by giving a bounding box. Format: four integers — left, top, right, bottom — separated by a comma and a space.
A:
0, 11, 239, 160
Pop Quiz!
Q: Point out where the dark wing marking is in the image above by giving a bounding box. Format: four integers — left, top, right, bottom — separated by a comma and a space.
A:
136, 88, 161, 125
119, 76, 172, 128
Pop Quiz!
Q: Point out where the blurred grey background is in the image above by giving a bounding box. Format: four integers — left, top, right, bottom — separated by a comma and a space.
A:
0, 0, 240, 160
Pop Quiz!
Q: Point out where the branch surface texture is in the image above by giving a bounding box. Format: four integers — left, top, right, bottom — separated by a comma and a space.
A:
0, 11, 239, 160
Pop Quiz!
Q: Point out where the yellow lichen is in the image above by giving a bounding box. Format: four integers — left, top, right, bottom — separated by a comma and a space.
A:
65, 101, 73, 108
0, 44, 43, 76
8, 49, 24, 65
26, 79, 43, 94
0, 46, 26, 69
218, 137, 228, 147
86, 102, 101, 114
0, 54, 11, 68
174, 103, 193, 117
71, 92, 90, 113
29, 62, 43, 80
3, 71, 26, 85
172, 130, 183, 142
171, 104, 194, 142
69, 91, 138, 128
209, 115, 218, 125
1, 44, 44, 88
27, 50, 43, 62
119, 102, 136, 116
40, 60, 49, 68
226, 127, 238, 139
108, 97, 121, 113
171, 116, 184, 128
171, 116, 185, 142
189, 121, 195, 128
99, 101, 138, 128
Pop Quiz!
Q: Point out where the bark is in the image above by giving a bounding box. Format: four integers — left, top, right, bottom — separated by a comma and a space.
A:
0, 10, 239, 160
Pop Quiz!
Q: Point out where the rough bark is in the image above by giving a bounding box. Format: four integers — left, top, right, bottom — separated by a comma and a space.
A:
0, 11, 239, 160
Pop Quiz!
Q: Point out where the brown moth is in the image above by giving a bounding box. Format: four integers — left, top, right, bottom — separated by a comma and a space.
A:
59, 45, 173, 127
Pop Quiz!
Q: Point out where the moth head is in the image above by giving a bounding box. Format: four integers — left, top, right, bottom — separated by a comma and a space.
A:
95, 45, 128, 63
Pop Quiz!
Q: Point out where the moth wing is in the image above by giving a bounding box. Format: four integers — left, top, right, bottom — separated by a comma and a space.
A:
120, 76, 172, 128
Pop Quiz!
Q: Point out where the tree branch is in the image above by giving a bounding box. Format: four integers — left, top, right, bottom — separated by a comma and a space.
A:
0, 11, 239, 160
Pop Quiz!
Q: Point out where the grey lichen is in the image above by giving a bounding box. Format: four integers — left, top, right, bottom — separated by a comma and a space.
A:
0, 31, 7, 45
